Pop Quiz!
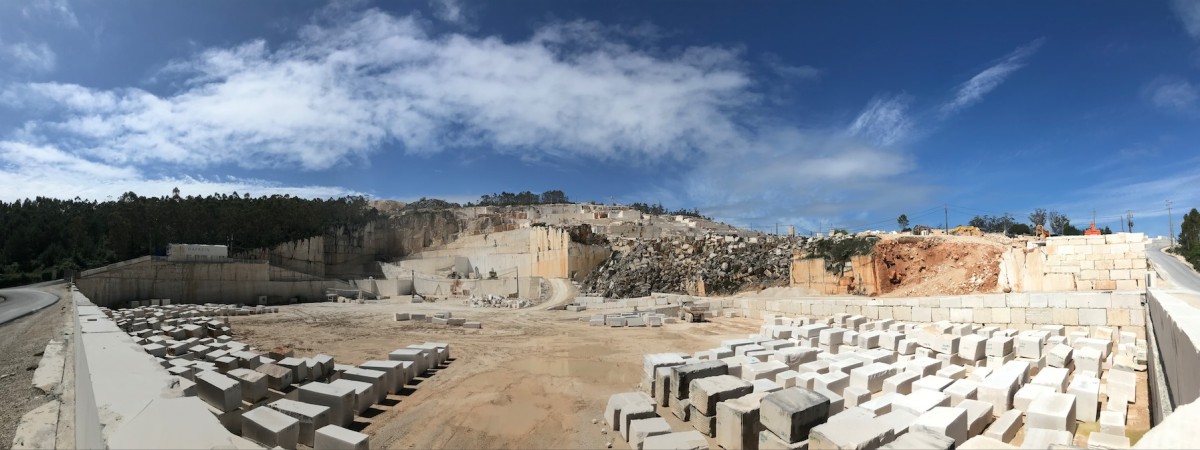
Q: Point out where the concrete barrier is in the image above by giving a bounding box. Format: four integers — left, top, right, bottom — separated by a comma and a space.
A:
1146, 289, 1200, 410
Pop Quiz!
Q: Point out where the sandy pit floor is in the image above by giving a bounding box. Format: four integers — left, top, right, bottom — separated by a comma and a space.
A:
229, 298, 1153, 449
229, 299, 760, 449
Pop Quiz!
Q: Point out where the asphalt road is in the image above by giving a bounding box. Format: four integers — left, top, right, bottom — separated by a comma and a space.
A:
0, 288, 60, 326
1147, 239, 1200, 293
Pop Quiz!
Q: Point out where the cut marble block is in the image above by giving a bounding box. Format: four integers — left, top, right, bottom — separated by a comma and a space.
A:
690, 405, 717, 437
986, 337, 1014, 357
875, 409, 919, 438
843, 386, 871, 409
642, 430, 709, 450
1076, 337, 1113, 359
911, 406, 969, 446
983, 409, 1021, 443
776, 370, 801, 388
907, 357, 942, 377
1100, 409, 1126, 436
1108, 370, 1136, 403
359, 360, 406, 394
690, 375, 753, 416
753, 379, 783, 394
1026, 393, 1077, 434
829, 358, 864, 376
314, 424, 369, 450
968, 367, 993, 382
978, 368, 1021, 416
944, 379, 979, 406
1014, 384, 1056, 413
796, 372, 820, 390
716, 392, 769, 450
606, 392, 653, 432
893, 390, 951, 417
744, 360, 789, 382
880, 431, 954, 450
1088, 432, 1131, 449
629, 417, 672, 450
276, 357, 311, 383
241, 404, 300, 449
813, 386, 844, 413
1068, 375, 1101, 422
859, 393, 904, 416
913, 375, 955, 393
883, 371, 921, 395
226, 368, 268, 403
936, 365, 966, 380
1031, 367, 1069, 393
195, 370, 242, 413
339, 368, 387, 403
809, 414, 896, 450
672, 361, 729, 400
760, 387, 831, 444
774, 347, 820, 370
1076, 348, 1103, 375
1016, 333, 1047, 359
958, 398, 994, 437
958, 435, 1016, 449
850, 362, 897, 393
267, 399, 330, 447
388, 348, 429, 375
986, 352, 1015, 369
298, 382, 357, 428
1020, 428, 1071, 449
813, 372, 849, 395
897, 339, 918, 356
670, 397, 692, 421
758, 430, 806, 450
329, 379, 374, 415
1047, 344, 1073, 369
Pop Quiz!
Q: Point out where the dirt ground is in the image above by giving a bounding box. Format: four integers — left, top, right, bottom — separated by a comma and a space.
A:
229, 297, 1154, 449
229, 299, 759, 449
874, 236, 1006, 297
0, 285, 70, 448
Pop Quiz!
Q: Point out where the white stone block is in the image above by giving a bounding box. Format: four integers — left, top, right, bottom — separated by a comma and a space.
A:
194, 370, 241, 413
267, 399, 331, 447
883, 371, 921, 395
1088, 432, 1131, 449
850, 362, 896, 393
1031, 367, 1069, 393
986, 337, 1014, 357
242, 404, 300, 449
314, 424, 369, 450
690, 375, 753, 416
1021, 428, 1072, 449
911, 406, 969, 446
298, 382, 356, 428
983, 409, 1021, 442
1069, 375, 1101, 422
944, 379, 979, 406
1027, 393, 1076, 434
893, 390, 951, 417
760, 387, 831, 444
629, 417, 672, 450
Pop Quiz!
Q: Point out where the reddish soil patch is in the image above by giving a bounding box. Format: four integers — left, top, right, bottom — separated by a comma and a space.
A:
874, 236, 1004, 297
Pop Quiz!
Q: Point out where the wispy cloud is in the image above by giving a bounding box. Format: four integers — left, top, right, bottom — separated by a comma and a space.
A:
0, 40, 57, 73
942, 38, 1044, 114
432, 0, 466, 25
1144, 76, 1198, 112
20, 0, 79, 29
1171, 0, 1200, 40
847, 94, 913, 147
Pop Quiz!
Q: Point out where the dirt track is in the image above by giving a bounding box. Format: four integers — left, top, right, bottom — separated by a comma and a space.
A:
229, 300, 758, 449
0, 285, 69, 448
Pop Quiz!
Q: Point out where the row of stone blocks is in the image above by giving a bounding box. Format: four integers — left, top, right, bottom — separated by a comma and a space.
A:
613, 312, 1144, 449
587, 312, 678, 327
127, 308, 453, 448
394, 311, 482, 328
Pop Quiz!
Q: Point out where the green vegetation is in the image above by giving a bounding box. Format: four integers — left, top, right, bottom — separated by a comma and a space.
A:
807, 235, 877, 276
627, 202, 709, 220
0, 192, 379, 287
469, 190, 570, 207
897, 214, 909, 231
967, 213, 1015, 234
1177, 208, 1200, 271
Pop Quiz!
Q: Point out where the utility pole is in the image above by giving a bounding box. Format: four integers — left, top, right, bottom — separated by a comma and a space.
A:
1168, 200, 1175, 247
944, 204, 949, 235
1127, 210, 1133, 233
515, 266, 520, 299
411, 270, 416, 300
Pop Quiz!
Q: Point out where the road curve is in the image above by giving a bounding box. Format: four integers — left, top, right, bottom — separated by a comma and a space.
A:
0, 288, 60, 326
1147, 239, 1200, 293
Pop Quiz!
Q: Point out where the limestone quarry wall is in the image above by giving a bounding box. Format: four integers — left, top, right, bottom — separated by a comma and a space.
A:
790, 255, 879, 296
74, 259, 346, 307
400, 227, 609, 280
721, 291, 1146, 338
999, 232, 1148, 292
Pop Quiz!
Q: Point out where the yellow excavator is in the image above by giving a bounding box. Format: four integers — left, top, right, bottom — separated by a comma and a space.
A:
950, 225, 983, 236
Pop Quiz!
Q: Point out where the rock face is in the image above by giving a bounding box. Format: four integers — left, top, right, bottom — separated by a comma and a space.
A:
581, 235, 806, 298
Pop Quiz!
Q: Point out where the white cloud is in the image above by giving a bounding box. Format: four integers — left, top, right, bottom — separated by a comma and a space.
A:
1146, 76, 1198, 112
1171, 0, 1200, 40
432, 0, 465, 24
21, 0, 79, 29
942, 38, 1043, 114
2, 8, 928, 224
0, 141, 360, 202
847, 95, 913, 147
0, 40, 57, 73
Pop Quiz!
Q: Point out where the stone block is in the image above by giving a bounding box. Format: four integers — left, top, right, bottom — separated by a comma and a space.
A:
672, 361, 729, 400
359, 360, 406, 395
329, 379, 373, 415
859, 393, 903, 416
1088, 432, 1131, 449
893, 390, 950, 417
880, 431, 954, 449
760, 387, 831, 444
1046, 344, 1073, 369
883, 371, 920, 395
986, 337, 1014, 358
814, 372, 849, 396
1021, 428, 1071, 449
643, 430, 709, 450
241, 403, 300, 449
298, 382, 356, 428
875, 409, 919, 438
1067, 375, 1100, 422
1079, 308, 1108, 326
716, 391, 769, 450
944, 379, 979, 406
630, 417, 673, 450
314, 424, 369, 450
267, 399, 331, 447
339, 368, 388, 404
808, 414, 895, 450
1027, 392, 1076, 434
690, 375, 753, 416
606, 392, 653, 432
195, 370, 241, 413
226, 368, 268, 403
1076, 347, 1103, 375
843, 386, 872, 409
850, 362, 896, 393
754, 379, 783, 394
935, 365, 966, 381
744, 360, 790, 382
912, 406, 969, 446
1016, 334, 1046, 359
913, 375, 954, 393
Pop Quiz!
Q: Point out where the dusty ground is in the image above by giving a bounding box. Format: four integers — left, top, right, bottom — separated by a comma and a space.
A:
875, 236, 1005, 297
230, 296, 1154, 449
230, 299, 758, 449
0, 284, 70, 448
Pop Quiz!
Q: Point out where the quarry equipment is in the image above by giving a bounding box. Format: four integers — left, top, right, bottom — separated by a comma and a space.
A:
950, 225, 982, 237
1035, 225, 1050, 241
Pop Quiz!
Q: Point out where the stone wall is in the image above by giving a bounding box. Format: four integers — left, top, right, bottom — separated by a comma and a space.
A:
719, 291, 1146, 338
790, 255, 879, 296
999, 232, 1148, 292
75, 259, 347, 307
1146, 288, 1200, 409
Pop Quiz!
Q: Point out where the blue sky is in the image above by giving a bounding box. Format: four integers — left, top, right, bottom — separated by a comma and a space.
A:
2, 1, 1199, 237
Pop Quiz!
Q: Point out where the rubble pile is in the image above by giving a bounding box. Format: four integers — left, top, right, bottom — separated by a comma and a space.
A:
581, 234, 807, 298
464, 294, 532, 308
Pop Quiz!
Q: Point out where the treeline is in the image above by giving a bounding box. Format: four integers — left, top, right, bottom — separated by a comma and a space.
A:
963, 209, 1112, 236
1174, 208, 1200, 271
469, 190, 570, 207
0, 192, 379, 287
628, 202, 710, 220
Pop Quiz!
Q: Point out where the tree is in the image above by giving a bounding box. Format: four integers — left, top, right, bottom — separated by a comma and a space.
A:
1049, 211, 1070, 235
1008, 223, 1033, 236
897, 214, 909, 231
1029, 208, 1047, 228
1180, 208, 1200, 251
1102, 226, 1113, 235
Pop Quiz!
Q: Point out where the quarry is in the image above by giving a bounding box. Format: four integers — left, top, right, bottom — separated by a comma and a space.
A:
5, 202, 1200, 450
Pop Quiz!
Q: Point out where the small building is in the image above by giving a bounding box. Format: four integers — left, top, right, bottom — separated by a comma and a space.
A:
166, 244, 229, 262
